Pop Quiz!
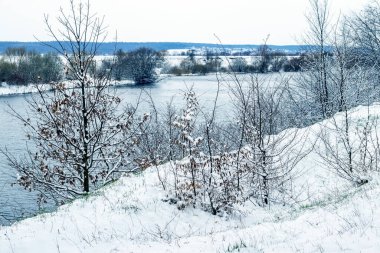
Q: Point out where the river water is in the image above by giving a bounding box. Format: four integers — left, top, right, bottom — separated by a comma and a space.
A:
0, 73, 293, 225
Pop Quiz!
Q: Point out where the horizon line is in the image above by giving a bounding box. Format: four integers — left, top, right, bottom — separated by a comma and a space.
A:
0, 41, 307, 47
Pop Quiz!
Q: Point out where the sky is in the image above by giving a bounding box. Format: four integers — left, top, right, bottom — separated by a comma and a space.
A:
0, 0, 371, 45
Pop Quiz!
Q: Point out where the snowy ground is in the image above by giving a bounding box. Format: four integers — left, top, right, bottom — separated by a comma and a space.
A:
1, 105, 380, 252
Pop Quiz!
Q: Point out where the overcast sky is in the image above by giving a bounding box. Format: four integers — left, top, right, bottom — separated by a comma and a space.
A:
0, 0, 371, 44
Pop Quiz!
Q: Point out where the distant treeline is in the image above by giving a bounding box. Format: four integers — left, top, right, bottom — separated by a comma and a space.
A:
0, 47, 62, 85
164, 47, 312, 75
0, 41, 309, 55
0, 47, 166, 85
0, 45, 340, 85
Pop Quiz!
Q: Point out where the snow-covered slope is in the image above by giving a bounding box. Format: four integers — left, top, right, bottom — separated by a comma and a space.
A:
1, 105, 380, 253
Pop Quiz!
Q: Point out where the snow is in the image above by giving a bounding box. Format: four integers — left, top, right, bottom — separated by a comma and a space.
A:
1, 104, 380, 252
0, 82, 48, 95
0, 80, 135, 96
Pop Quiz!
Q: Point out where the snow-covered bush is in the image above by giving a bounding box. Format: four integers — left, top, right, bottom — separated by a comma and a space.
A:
165, 82, 307, 215
171, 87, 203, 206
318, 108, 380, 185
174, 151, 245, 214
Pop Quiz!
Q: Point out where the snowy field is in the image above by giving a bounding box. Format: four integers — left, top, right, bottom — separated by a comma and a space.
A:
1, 104, 380, 253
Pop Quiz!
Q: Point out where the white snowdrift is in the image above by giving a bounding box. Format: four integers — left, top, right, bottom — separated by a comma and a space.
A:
1, 105, 380, 252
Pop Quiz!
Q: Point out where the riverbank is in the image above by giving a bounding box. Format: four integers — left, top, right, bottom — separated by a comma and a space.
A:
1, 103, 380, 252
0, 80, 136, 96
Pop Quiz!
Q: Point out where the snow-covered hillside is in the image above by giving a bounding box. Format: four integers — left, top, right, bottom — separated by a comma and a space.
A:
1, 105, 380, 253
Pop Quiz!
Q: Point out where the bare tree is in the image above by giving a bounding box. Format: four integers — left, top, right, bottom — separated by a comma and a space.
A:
3, 0, 145, 201
317, 20, 380, 185
330, 20, 352, 112
348, 1, 380, 69
300, 0, 333, 118
230, 74, 308, 206
317, 105, 379, 186
346, 0, 380, 101
229, 57, 248, 73
255, 43, 272, 73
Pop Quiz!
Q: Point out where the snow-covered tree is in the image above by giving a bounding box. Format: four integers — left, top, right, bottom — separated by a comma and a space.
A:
3, 0, 146, 201
122, 47, 165, 84
231, 74, 307, 206
296, 0, 334, 119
